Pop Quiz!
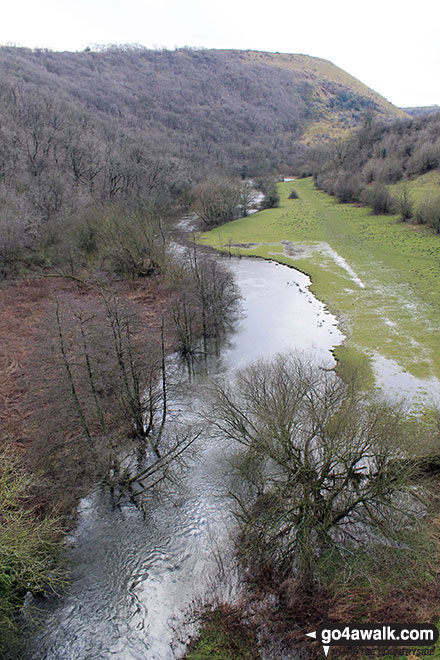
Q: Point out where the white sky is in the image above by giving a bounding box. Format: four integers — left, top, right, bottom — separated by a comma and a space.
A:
2, 0, 439, 107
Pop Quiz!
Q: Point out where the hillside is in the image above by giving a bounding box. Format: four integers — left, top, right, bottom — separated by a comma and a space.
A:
0, 45, 406, 274
1, 45, 438, 659
298, 111, 440, 224
0, 46, 404, 177
403, 105, 440, 117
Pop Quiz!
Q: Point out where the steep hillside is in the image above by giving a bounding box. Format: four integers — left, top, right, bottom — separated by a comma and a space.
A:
0, 45, 406, 271
0, 46, 404, 176
235, 50, 406, 142
298, 111, 440, 226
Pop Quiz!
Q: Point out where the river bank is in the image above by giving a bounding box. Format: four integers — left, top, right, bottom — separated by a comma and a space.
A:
0, 273, 176, 518
197, 178, 440, 404
28, 252, 344, 660
17, 188, 440, 660
190, 179, 440, 659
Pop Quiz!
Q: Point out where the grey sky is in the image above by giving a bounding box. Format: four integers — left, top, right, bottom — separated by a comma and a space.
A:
2, 0, 439, 107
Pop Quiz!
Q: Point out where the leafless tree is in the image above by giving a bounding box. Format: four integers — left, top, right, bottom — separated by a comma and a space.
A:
36, 292, 197, 500
208, 353, 420, 589
170, 246, 241, 356
192, 177, 242, 228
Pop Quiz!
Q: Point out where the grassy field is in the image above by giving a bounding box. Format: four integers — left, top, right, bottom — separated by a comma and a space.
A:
197, 177, 440, 389
390, 170, 440, 204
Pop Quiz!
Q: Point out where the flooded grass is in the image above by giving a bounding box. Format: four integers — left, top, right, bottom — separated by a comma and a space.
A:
198, 177, 440, 393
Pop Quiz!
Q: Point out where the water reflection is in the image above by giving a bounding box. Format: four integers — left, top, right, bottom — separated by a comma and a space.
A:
31, 256, 344, 660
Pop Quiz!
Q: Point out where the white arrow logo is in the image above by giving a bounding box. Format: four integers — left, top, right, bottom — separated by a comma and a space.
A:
306, 630, 330, 657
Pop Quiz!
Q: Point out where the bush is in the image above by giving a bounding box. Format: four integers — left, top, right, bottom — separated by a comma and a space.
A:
362, 183, 395, 215
100, 204, 166, 277
334, 173, 362, 203
410, 141, 440, 174
288, 189, 299, 200
379, 159, 404, 184
394, 184, 414, 222
39, 202, 167, 277
414, 194, 440, 232
185, 605, 261, 660
314, 173, 334, 195
362, 161, 379, 184
254, 176, 280, 210
260, 187, 280, 209
0, 448, 62, 658
193, 177, 242, 228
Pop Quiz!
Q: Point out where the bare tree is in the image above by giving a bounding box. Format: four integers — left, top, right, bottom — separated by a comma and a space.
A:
99, 203, 167, 278
237, 180, 255, 217
38, 292, 197, 497
208, 353, 420, 589
193, 177, 242, 228
170, 246, 241, 356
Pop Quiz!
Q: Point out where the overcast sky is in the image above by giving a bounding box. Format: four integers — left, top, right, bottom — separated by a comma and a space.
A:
2, 0, 439, 107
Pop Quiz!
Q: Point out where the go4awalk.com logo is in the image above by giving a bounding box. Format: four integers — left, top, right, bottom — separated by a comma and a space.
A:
306, 617, 439, 657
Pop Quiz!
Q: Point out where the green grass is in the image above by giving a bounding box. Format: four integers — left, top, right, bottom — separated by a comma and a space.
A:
391, 171, 440, 204
198, 177, 440, 386
184, 606, 261, 660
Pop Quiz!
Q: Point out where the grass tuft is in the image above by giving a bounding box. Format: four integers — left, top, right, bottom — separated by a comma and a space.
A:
184, 605, 261, 660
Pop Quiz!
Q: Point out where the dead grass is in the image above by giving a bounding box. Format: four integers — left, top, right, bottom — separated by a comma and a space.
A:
0, 274, 174, 517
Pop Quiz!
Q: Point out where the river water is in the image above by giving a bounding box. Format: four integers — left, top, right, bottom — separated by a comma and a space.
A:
30, 254, 344, 660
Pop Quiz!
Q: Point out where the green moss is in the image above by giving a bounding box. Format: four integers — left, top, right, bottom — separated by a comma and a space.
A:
185, 606, 261, 660
198, 178, 440, 386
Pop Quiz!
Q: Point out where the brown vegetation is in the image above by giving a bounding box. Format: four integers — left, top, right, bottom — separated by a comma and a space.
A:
0, 44, 406, 277
0, 275, 168, 512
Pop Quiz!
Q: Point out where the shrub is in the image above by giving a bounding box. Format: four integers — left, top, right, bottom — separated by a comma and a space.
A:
193, 177, 242, 228
394, 184, 414, 222
185, 605, 261, 660
255, 176, 280, 210
334, 173, 362, 203
260, 187, 280, 209
379, 159, 404, 184
288, 189, 299, 200
414, 194, 440, 232
362, 161, 379, 184
363, 183, 395, 215
39, 202, 167, 277
314, 173, 334, 196
410, 141, 440, 174
0, 448, 62, 658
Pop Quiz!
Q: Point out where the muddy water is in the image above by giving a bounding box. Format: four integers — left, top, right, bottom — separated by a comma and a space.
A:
31, 257, 344, 660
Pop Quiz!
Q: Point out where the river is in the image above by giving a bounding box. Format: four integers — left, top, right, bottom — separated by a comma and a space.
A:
30, 246, 344, 659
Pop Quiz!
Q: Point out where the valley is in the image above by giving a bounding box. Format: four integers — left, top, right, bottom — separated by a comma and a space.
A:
0, 41, 440, 660
198, 177, 440, 400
